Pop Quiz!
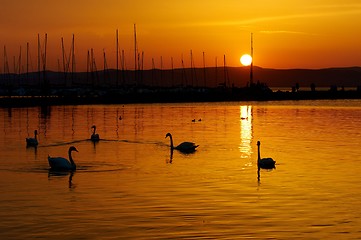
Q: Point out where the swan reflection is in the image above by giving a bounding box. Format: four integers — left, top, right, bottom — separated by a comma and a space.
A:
257, 168, 275, 182
26, 144, 38, 156
48, 170, 75, 188
166, 149, 174, 164
92, 139, 99, 151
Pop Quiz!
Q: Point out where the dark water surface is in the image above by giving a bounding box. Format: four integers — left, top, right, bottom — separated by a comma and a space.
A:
1, 100, 361, 239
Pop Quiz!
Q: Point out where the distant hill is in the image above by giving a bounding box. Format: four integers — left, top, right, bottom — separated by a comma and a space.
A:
0, 66, 360, 90
252, 66, 361, 88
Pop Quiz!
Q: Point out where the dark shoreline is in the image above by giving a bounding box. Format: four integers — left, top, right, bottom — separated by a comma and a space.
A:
1, 87, 361, 107
1, 66, 361, 107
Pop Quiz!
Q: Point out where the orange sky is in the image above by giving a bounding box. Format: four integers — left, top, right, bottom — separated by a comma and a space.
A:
1, 0, 361, 72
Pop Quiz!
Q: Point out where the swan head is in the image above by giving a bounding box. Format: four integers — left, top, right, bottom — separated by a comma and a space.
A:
34, 130, 38, 135
257, 141, 260, 146
91, 125, 96, 129
165, 132, 172, 139
69, 146, 79, 153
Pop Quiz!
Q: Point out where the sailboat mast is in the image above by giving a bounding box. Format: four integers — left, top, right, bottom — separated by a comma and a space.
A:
160, 56, 163, 85
171, 57, 174, 87
43, 33, 47, 73
61, 37, 67, 85
215, 57, 218, 87
134, 24, 137, 84
18, 46, 22, 75
116, 29, 119, 87
3, 46, 10, 86
87, 49, 90, 85
3, 46, 4, 74
103, 49, 106, 82
250, 32, 253, 86
151, 57, 155, 87
181, 54, 186, 87
43, 33, 47, 90
37, 34, 40, 83
203, 51, 206, 88
3, 46, 6, 74
71, 34, 75, 85
223, 54, 226, 87
121, 49, 125, 86
190, 50, 193, 87
141, 51, 144, 85
91, 48, 95, 87
103, 48, 109, 86
137, 52, 141, 85
26, 42, 29, 81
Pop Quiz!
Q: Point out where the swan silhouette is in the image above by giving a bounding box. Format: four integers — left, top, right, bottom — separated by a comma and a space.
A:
165, 132, 199, 153
48, 146, 78, 171
91, 125, 100, 142
26, 130, 38, 147
257, 141, 276, 169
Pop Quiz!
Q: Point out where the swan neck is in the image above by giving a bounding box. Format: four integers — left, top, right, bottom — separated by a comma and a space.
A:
257, 144, 261, 161
68, 149, 75, 166
169, 135, 174, 149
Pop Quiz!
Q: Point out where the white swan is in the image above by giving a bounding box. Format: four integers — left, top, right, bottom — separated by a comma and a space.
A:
257, 141, 276, 169
165, 132, 199, 153
48, 146, 78, 171
91, 125, 100, 142
26, 130, 38, 147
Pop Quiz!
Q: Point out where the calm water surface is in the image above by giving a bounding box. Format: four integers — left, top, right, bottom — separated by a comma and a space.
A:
1, 100, 361, 239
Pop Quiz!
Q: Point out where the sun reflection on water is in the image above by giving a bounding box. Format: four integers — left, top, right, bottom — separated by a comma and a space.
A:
239, 105, 253, 159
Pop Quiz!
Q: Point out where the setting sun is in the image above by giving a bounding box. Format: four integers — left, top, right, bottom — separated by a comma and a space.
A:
240, 54, 252, 66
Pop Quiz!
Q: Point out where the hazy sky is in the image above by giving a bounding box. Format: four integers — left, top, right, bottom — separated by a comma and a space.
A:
1, 0, 361, 71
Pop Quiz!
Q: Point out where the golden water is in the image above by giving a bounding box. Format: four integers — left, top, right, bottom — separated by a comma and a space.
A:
1, 100, 361, 239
